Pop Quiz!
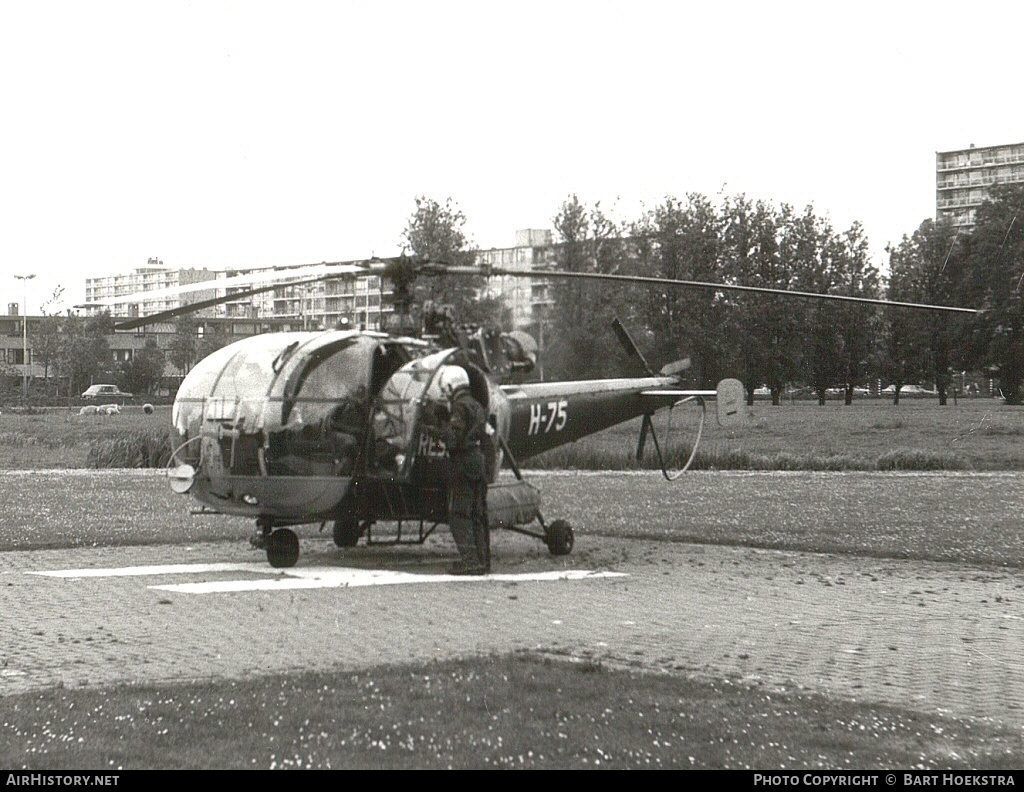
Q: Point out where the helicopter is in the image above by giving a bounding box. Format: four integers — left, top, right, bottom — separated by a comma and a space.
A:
88, 256, 975, 569
162, 313, 744, 568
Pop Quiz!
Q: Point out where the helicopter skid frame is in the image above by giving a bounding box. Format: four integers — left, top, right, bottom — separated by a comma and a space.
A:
363, 518, 443, 547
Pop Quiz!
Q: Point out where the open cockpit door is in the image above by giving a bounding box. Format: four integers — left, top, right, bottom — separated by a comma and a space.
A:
368, 348, 466, 480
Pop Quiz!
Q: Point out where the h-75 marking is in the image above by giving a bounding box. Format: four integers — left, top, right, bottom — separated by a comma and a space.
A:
528, 400, 568, 436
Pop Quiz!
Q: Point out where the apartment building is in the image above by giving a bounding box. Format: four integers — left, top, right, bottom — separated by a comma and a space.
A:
936, 141, 1024, 230
210, 230, 559, 333
219, 271, 392, 331
82, 230, 559, 333
84, 259, 219, 319
474, 229, 556, 332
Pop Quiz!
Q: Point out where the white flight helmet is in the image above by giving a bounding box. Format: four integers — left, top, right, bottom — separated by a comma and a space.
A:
436, 365, 470, 398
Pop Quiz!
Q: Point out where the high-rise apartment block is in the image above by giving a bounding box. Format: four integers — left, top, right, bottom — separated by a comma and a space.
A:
936, 141, 1024, 230
85, 258, 218, 318
475, 229, 556, 332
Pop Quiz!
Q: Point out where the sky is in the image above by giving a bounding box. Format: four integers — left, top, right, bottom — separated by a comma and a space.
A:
1, 0, 1022, 314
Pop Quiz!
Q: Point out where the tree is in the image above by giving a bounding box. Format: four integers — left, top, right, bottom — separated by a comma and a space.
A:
545, 196, 630, 380
631, 194, 732, 387
829, 222, 881, 405
962, 184, 1024, 403
783, 206, 839, 404
883, 237, 930, 405
399, 196, 501, 329
32, 314, 63, 389
52, 313, 112, 396
169, 316, 199, 375
720, 195, 796, 404
121, 338, 165, 395
884, 219, 966, 405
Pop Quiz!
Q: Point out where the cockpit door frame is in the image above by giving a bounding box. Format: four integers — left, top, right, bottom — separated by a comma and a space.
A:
367, 347, 467, 482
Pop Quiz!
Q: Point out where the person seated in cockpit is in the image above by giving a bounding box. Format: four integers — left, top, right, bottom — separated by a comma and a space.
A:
419, 390, 451, 432
327, 391, 367, 476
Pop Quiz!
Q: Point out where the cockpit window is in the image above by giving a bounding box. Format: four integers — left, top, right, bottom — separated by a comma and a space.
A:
264, 336, 378, 477
171, 333, 337, 468
282, 338, 367, 402
170, 332, 420, 477
213, 338, 307, 401
172, 335, 309, 465
175, 343, 246, 404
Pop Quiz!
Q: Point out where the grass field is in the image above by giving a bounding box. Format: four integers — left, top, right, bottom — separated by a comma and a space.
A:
4, 469, 1024, 568
3, 655, 1018, 770
3, 398, 1024, 471
0, 406, 170, 468
531, 396, 1024, 471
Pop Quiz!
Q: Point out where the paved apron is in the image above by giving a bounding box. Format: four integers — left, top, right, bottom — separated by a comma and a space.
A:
2, 533, 1022, 728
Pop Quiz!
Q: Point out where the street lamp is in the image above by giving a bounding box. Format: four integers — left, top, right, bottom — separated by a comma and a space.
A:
14, 274, 35, 403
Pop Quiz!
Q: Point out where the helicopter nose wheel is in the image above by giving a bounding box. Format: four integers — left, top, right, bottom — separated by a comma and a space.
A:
266, 528, 300, 568
545, 519, 574, 556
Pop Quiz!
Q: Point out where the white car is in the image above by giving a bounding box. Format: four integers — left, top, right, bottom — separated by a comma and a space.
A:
81, 384, 132, 399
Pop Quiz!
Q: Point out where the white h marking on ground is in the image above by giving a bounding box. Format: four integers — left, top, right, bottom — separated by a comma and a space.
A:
28, 563, 626, 594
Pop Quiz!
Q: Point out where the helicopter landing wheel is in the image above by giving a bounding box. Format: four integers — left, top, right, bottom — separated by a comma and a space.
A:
545, 519, 574, 556
332, 516, 362, 548
266, 528, 300, 568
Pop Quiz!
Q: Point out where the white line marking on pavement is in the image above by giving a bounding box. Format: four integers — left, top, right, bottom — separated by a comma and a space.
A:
26, 562, 626, 594
28, 563, 263, 578
153, 569, 627, 594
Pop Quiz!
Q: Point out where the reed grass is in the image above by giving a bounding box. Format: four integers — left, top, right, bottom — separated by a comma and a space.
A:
85, 429, 174, 469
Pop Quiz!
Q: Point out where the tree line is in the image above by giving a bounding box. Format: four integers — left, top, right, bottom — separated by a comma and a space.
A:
531, 186, 1024, 405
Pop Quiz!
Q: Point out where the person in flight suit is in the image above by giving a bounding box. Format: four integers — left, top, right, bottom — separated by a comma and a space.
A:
433, 365, 490, 575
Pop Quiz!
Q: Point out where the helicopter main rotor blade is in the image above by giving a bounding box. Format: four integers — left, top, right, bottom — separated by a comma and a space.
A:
109, 276, 338, 331
84, 249, 979, 332
78, 260, 380, 310
83, 255, 452, 329
464, 266, 979, 315
89, 256, 436, 330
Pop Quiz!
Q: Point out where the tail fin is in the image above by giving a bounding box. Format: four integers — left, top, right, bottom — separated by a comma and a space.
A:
716, 379, 745, 428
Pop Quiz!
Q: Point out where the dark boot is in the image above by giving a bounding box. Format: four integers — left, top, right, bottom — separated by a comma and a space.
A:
449, 559, 488, 576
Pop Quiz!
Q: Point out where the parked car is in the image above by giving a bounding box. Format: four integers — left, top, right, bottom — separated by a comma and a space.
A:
81, 384, 132, 399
